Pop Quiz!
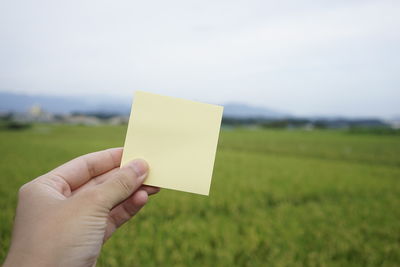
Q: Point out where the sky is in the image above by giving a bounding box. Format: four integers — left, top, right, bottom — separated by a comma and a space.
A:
0, 0, 399, 118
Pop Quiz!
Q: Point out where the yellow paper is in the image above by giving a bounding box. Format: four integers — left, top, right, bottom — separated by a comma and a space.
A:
121, 91, 223, 195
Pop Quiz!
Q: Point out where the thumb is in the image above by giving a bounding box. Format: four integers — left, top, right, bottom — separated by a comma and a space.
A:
93, 159, 149, 209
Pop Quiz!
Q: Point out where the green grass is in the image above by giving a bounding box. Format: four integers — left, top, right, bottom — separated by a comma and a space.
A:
1, 125, 399, 266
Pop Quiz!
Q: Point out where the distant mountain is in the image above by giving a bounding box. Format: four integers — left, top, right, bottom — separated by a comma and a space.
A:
0, 92, 289, 118
0, 92, 130, 114
223, 103, 289, 119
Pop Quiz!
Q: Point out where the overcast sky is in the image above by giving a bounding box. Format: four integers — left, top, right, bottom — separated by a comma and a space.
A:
0, 0, 399, 118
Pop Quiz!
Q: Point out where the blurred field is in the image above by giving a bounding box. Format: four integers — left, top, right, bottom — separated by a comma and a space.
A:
0, 125, 399, 266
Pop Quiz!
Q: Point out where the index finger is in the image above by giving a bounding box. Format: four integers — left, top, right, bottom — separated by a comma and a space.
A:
49, 147, 123, 190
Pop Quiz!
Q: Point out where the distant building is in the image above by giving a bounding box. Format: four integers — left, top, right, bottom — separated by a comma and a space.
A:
12, 104, 55, 123
28, 104, 43, 116
107, 116, 129, 125
386, 119, 400, 129
63, 114, 101, 126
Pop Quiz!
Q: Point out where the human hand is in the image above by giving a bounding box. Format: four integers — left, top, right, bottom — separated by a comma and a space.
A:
3, 148, 159, 267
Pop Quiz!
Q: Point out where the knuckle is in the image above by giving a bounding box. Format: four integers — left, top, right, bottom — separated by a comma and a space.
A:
117, 168, 131, 181
114, 176, 133, 196
18, 183, 33, 198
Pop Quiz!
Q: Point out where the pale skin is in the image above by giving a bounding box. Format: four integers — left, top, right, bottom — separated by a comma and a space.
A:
3, 147, 159, 267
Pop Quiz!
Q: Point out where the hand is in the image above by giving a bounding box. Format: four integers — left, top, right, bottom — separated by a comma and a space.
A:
3, 148, 159, 267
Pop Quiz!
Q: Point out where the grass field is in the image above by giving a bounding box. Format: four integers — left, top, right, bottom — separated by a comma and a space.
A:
0, 125, 399, 266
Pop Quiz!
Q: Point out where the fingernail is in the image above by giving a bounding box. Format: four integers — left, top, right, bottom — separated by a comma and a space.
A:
129, 159, 148, 178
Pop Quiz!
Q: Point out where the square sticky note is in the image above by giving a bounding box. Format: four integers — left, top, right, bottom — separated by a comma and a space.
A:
121, 91, 223, 195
